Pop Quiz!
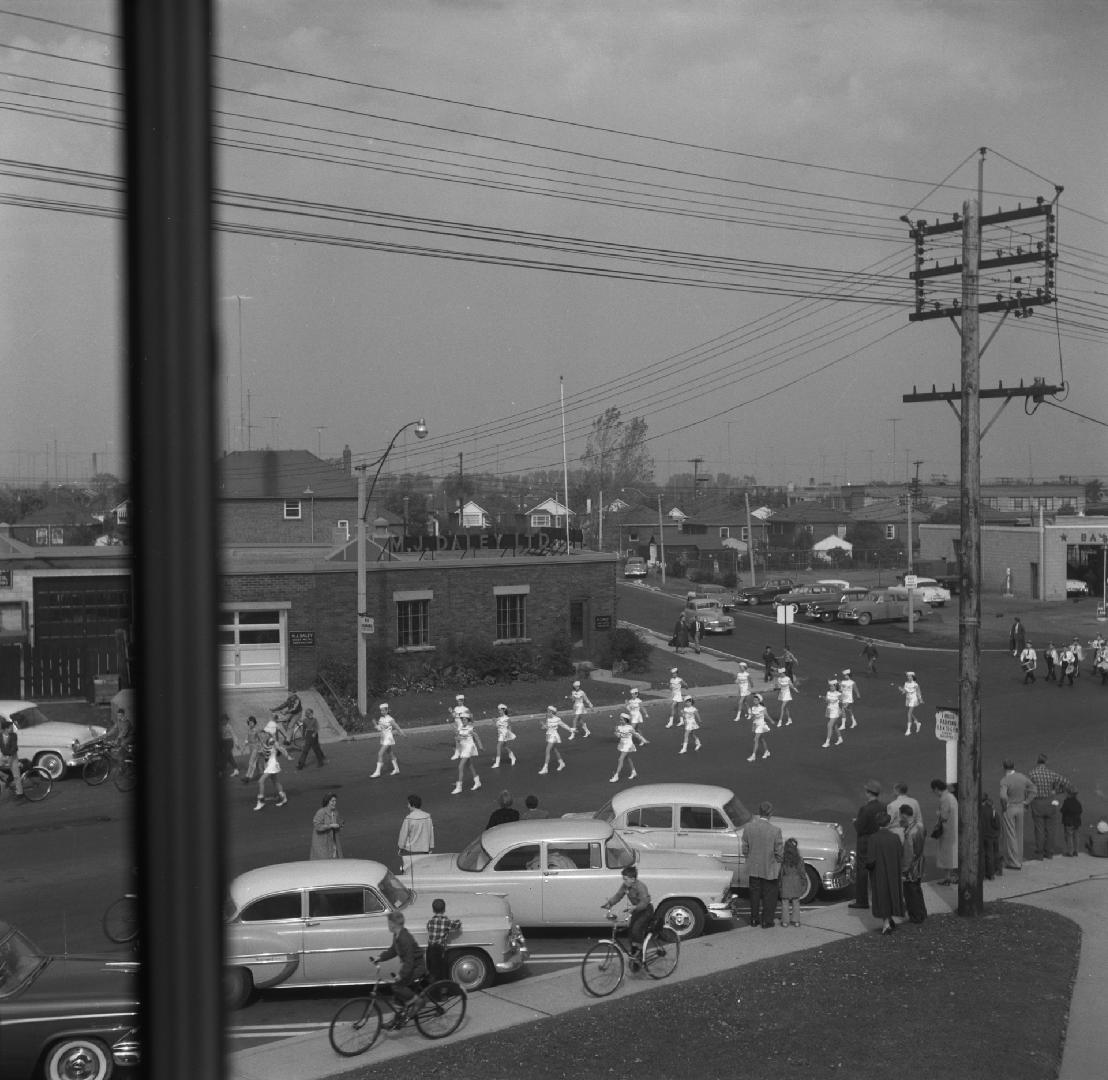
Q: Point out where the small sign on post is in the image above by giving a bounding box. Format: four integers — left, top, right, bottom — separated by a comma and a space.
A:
934, 706, 959, 785
904, 574, 918, 589
775, 603, 796, 625
359, 615, 375, 636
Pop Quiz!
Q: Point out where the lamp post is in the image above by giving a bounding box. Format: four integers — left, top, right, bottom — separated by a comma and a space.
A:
356, 418, 428, 718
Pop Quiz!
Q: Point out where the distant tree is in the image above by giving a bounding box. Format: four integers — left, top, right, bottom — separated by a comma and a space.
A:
579, 408, 653, 499
1084, 479, 1103, 506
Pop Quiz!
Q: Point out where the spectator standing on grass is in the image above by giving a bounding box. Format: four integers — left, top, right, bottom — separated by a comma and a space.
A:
732, 662, 753, 722
1028, 753, 1070, 859
371, 703, 402, 778
849, 780, 884, 908
861, 638, 879, 676
778, 838, 806, 927
397, 794, 434, 862
746, 694, 771, 762
539, 706, 573, 775
931, 778, 958, 885
520, 794, 549, 819
486, 789, 520, 829
610, 712, 648, 783
838, 669, 860, 730
1061, 787, 1083, 857
999, 760, 1035, 870
568, 680, 593, 739
309, 793, 344, 860
296, 707, 326, 770
490, 703, 518, 769
899, 805, 927, 924
665, 669, 688, 728
425, 899, 461, 981
869, 812, 905, 936
741, 801, 783, 929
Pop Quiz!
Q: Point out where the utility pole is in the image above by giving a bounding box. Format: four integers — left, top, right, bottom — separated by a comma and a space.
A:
689, 457, 704, 499
901, 150, 1062, 918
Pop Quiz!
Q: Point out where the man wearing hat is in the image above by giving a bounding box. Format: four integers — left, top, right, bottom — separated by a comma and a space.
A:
740, 801, 783, 928
849, 780, 885, 908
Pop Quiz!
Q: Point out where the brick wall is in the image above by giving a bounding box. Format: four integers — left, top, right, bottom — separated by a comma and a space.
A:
219, 498, 358, 544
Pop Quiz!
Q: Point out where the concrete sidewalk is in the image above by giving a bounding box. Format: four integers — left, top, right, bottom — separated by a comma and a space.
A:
227, 854, 1106, 1080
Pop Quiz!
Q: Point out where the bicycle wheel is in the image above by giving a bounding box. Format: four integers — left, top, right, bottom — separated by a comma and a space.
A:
414, 980, 467, 1039
102, 895, 139, 944
329, 997, 382, 1056
20, 767, 52, 802
641, 926, 680, 980
114, 760, 137, 793
83, 753, 111, 786
581, 941, 624, 997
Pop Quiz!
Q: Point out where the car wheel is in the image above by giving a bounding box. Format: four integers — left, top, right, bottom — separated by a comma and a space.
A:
799, 865, 822, 904
34, 751, 67, 781
44, 1037, 113, 1080
447, 949, 494, 992
856, 612, 872, 626
224, 966, 254, 1010
821, 612, 833, 622
656, 899, 706, 939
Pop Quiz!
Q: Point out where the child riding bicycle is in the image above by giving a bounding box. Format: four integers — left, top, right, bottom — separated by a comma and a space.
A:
373, 912, 428, 1028
601, 866, 653, 955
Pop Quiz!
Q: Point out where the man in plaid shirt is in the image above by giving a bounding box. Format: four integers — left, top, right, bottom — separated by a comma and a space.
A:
425, 898, 462, 980
1028, 753, 1070, 860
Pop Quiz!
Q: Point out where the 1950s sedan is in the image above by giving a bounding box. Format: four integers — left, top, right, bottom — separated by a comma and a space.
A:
403, 818, 733, 939
0, 920, 139, 1080
223, 859, 527, 1005
566, 783, 856, 903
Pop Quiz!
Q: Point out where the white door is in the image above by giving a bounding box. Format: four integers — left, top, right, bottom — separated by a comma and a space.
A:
218, 608, 286, 688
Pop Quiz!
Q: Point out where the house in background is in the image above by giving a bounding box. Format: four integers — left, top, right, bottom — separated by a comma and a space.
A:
524, 497, 575, 531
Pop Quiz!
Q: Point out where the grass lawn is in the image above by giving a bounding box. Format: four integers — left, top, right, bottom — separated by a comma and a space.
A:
364, 903, 1078, 1080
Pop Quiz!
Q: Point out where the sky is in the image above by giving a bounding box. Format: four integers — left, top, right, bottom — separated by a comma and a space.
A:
1, 0, 1106, 493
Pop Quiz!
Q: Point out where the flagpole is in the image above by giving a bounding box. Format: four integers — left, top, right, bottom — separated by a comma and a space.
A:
560, 376, 571, 551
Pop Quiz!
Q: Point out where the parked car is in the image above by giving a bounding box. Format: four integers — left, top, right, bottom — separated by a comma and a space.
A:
771, 583, 841, 609
683, 597, 735, 634
623, 556, 648, 578
804, 587, 870, 622
564, 783, 855, 904
402, 818, 734, 939
1066, 578, 1090, 597
838, 587, 927, 626
0, 700, 106, 780
736, 577, 796, 605
933, 574, 960, 595
223, 859, 527, 1005
0, 920, 140, 1080
897, 576, 951, 606
686, 583, 740, 610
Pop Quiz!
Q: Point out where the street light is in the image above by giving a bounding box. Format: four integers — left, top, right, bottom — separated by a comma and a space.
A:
356, 418, 428, 717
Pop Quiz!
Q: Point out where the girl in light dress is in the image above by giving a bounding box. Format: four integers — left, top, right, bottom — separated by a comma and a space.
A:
732, 662, 753, 722
821, 679, 844, 748
778, 837, 807, 926
774, 671, 797, 727
898, 672, 923, 735
370, 702, 403, 778
491, 703, 517, 768
539, 706, 574, 775
747, 693, 771, 761
678, 696, 702, 754
625, 688, 649, 729
610, 712, 649, 783
254, 720, 288, 810
450, 718, 484, 794
568, 680, 593, 739
666, 668, 688, 727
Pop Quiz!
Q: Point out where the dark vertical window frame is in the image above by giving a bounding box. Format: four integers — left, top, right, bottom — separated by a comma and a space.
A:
123, 3, 224, 1078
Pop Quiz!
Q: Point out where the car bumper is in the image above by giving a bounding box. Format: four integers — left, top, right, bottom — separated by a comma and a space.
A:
496, 945, 528, 974
821, 852, 857, 892
702, 625, 734, 634
707, 901, 735, 923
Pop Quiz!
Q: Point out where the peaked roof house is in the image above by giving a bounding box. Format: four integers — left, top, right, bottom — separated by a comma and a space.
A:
524, 498, 574, 530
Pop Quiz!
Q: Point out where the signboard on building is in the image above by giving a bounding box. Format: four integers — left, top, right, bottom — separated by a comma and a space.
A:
594, 614, 613, 630
289, 631, 315, 647
934, 707, 959, 741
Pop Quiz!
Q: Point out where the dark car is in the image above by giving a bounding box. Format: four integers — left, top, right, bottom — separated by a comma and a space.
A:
804, 587, 870, 622
0, 921, 139, 1080
736, 577, 796, 605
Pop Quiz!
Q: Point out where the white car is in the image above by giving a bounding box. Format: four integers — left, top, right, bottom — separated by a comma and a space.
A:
0, 700, 106, 780
1066, 579, 1090, 597
907, 577, 952, 606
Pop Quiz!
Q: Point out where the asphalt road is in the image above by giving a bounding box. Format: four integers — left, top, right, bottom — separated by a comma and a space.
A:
4, 591, 1103, 1055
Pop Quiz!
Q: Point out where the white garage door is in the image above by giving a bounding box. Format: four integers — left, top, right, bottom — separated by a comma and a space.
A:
218, 608, 287, 689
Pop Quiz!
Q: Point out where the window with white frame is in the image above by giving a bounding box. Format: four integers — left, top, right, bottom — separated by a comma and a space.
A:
740, 526, 750, 542
719, 527, 729, 539
494, 585, 529, 641
530, 513, 551, 528
284, 499, 302, 520
885, 524, 897, 540
394, 590, 433, 648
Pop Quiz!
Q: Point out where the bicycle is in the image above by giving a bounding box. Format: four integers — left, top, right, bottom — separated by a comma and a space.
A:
102, 893, 139, 944
80, 740, 137, 792
0, 758, 52, 802
328, 960, 467, 1056
580, 909, 680, 998
269, 706, 305, 754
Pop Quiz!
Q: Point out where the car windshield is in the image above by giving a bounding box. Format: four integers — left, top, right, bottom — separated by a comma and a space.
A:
456, 836, 492, 872
10, 706, 52, 729
605, 833, 636, 869
378, 871, 413, 909
0, 926, 48, 998
591, 799, 616, 824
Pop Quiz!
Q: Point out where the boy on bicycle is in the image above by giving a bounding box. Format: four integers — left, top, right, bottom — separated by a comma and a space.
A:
601, 866, 654, 955
0, 716, 23, 797
374, 912, 428, 1027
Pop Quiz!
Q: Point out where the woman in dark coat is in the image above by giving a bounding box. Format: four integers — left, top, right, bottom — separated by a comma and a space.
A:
868, 811, 905, 935
672, 617, 689, 653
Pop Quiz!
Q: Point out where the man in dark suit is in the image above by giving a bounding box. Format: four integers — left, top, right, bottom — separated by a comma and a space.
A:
741, 801, 783, 928
849, 780, 885, 908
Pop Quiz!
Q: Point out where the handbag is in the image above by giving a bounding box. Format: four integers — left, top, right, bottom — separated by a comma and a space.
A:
930, 822, 944, 840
